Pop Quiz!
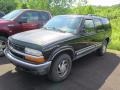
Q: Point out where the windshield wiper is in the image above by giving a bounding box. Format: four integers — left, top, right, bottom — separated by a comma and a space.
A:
57, 29, 67, 33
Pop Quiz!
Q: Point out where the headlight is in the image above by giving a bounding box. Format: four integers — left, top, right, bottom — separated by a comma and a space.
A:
25, 48, 43, 57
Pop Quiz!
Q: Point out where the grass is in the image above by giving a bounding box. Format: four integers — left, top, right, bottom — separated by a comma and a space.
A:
108, 18, 120, 51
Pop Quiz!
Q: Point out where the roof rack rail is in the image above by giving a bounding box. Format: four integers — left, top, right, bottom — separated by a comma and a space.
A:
87, 14, 108, 19
87, 14, 97, 16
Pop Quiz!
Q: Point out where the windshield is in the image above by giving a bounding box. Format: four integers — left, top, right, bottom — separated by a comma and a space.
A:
43, 16, 82, 34
1, 10, 23, 20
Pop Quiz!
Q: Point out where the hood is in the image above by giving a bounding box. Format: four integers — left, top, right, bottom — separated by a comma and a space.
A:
11, 29, 74, 46
0, 19, 11, 24
0, 19, 14, 27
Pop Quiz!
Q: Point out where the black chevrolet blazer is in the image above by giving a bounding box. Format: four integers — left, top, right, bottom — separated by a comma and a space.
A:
4, 15, 111, 82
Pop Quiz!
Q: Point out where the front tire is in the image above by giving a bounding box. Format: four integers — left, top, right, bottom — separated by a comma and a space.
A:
0, 36, 7, 57
48, 53, 72, 82
96, 40, 107, 56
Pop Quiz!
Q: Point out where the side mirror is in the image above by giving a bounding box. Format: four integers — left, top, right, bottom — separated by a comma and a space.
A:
18, 17, 27, 24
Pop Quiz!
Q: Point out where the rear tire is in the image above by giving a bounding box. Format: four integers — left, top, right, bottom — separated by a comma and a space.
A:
0, 36, 7, 57
48, 53, 72, 82
96, 40, 107, 56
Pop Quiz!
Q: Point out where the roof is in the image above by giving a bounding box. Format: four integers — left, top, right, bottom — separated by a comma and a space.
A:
17, 9, 50, 13
55, 14, 108, 19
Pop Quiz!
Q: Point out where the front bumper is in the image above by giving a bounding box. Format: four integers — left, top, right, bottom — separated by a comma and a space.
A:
4, 48, 51, 75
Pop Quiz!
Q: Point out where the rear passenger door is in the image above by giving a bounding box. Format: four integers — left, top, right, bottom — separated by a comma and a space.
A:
81, 19, 98, 47
75, 19, 99, 56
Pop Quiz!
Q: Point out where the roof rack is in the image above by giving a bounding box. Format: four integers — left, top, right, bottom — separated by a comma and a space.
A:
87, 14, 97, 16
87, 14, 107, 18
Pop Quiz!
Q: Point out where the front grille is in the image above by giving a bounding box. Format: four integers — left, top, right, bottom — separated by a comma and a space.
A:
8, 40, 25, 59
8, 40, 40, 65
9, 41, 25, 53
9, 48, 40, 65
10, 49, 24, 59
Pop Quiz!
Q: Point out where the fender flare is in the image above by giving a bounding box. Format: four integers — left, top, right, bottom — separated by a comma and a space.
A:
48, 46, 75, 61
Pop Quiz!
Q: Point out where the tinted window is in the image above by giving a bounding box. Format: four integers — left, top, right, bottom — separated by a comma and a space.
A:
19, 11, 39, 23
94, 18, 103, 30
101, 18, 109, 25
84, 19, 95, 33
101, 18, 111, 30
39, 12, 50, 21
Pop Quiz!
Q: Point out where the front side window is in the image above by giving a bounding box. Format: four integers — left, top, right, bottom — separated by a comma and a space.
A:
43, 16, 82, 34
84, 19, 95, 33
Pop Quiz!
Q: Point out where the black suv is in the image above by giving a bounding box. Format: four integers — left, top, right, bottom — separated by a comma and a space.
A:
4, 15, 111, 82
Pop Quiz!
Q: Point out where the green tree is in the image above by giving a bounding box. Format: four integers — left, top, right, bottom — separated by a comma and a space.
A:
27, 0, 49, 10
0, 0, 17, 13
21, 3, 28, 9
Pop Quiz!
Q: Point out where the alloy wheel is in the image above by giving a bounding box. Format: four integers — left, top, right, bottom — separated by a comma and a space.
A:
57, 59, 69, 77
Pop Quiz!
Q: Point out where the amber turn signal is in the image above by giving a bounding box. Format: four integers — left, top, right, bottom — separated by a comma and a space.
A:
25, 55, 45, 63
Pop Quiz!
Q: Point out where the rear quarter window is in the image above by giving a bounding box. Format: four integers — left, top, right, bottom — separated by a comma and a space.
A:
101, 18, 111, 30
94, 18, 103, 30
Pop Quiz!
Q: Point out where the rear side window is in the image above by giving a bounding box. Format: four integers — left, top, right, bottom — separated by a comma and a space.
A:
94, 18, 103, 30
84, 19, 95, 33
39, 12, 50, 21
101, 18, 111, 30
102, 18, 109, 25
18, 11, 40, 23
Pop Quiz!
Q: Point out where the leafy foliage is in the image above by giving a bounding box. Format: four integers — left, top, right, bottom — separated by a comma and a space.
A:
0, 0, 119, 50
27, 0, 49, 10
0, 0, 17, 14
108, 18, 120, 50
11, 0, 120, 51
